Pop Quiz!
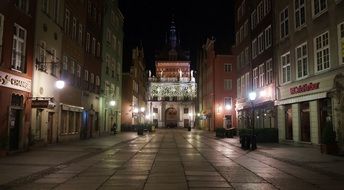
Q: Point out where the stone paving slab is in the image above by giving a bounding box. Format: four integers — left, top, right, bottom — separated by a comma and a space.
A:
2, 129, 344, 190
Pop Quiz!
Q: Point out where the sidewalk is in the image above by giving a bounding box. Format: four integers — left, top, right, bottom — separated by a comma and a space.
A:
0, 133, 137, 187
196, 129, 344, 178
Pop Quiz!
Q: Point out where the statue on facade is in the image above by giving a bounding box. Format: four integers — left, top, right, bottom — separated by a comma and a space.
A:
190, 70, 194, 78
149, 70, 152, 78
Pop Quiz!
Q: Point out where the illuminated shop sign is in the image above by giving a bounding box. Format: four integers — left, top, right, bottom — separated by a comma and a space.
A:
0, 71, 31, 92
290, 82, 320, 95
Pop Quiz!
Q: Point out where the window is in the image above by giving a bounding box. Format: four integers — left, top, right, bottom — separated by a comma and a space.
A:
313, 0, 327, 17
52, 0, 59, 22
224, 79, 232, 90
70, 59, 75, 74
224, 97, 232, 107
295, 0, 306, 29
264, 0, 271, 15
0, 14, 3, 61
240, 75, 245, 98
257, 1, 264, 23
258, 32, 264, 54
240, 26, 244, 42
84, 70, 89, 81
252, 38, 258, 59
259, 63, 265, 87
253, 67, 258, 89
90, 73, 94, 84
92, 37, 96, 56
280, 7, 289, 39
245, 72, 250, 94
87, 0, 92, 17
245, 47, 249, 65
78, 24, 83, 44
76, 64, 81, 77
42, 0, 49, 14
244, 20, 248, 38
240, 51, 244, 68
64, 9, 70, 34
11, 24, 27, 72
15, 0, 29, 13
96, 42, 101, 57
62, 56, 68, 70
338, 22, 344, 64
296, 42, 308, 78
39, 41, 46, 65
184, 108, 189, 114
315, 31, 330, 71
281, 52, 291, 83
96, 76, 100, 86
237, 78, 241, 98
251, 10, 257, 29
224, 64, 232, 72
236, 32, 239, 45
50, 49, 57, 76
72, 17, 77, 39
266, 59, 273, 84
86, 33, 90, 52
153, 108, 158, 114
265, 25, 272, 49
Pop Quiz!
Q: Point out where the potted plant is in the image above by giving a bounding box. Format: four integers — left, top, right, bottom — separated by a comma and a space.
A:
321, 120, 338, 154
215, 127, 226, 138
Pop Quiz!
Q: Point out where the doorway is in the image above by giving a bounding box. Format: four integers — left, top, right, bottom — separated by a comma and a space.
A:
9, 108, 21, 151
300, 102, 310, 142
165, 108, 178, 128
224, 115, 232, 129
285, 105, 293, 140
47, 112, 54, 144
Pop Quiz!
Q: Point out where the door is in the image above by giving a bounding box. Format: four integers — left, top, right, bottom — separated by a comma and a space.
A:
300, 102, 310, 142
184, 119, 189, 128
9, 109, 21, 151
285, 105, 293, 140
224, 115, 232, 129
47, 112, 54, 144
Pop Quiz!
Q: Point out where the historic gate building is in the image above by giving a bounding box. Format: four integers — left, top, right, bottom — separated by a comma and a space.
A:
147, 19, 196, 128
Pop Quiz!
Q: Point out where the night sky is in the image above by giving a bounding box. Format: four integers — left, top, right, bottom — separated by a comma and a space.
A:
118, 0, 235, 74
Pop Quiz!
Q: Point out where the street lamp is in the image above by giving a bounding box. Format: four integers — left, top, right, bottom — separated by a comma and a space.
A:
55, 80, 65, 89
109, 100, 116, 107
249, 91, 257, 150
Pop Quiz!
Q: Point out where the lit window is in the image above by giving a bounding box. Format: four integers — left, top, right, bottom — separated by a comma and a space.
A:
253, 67, 258, 89
281, 52, 291, 83
313, 0, 327, 17
11, 24, 27, 72
280, 7, 289, 39
259, 63, 265, 88
314, 31, 330, 72
266, 59, 273, 84
296, 42, 308, 78
295, 0, 306, 29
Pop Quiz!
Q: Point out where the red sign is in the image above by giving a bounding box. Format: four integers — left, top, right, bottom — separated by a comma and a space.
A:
290, 82, 320, 95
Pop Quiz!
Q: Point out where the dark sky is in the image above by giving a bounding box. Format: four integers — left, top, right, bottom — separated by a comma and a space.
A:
118, 0, 235, 73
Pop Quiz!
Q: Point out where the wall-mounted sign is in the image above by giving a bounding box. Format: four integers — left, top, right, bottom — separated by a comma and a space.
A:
290, 82, 320, 95
0, 71, 31, 92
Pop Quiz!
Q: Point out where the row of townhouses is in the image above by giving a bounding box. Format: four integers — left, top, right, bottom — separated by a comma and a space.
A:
0, 0, 124, 153
234, 0, 344, 151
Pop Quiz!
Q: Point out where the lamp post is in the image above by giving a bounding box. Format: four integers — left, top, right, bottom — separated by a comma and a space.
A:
249, 91, 257, 150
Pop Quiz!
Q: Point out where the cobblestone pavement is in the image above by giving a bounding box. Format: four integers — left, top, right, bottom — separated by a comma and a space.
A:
0, 129, 343, 190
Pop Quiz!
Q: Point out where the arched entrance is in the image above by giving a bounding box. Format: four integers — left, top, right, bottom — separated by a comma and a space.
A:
165, 107, 178, 128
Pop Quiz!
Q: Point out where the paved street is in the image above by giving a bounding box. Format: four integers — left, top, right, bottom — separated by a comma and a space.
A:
0, 129, 343, 190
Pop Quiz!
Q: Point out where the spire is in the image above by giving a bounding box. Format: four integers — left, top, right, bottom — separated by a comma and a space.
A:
169, 15, 177, 49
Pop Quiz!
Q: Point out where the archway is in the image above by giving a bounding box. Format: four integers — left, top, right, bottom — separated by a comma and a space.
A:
165, 107, 178, 128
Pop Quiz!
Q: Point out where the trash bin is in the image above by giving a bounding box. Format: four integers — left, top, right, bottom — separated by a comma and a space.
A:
137, 126, 144, 135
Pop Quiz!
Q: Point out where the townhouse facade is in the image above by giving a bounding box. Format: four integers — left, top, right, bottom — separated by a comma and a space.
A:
99, 0, 124, 134
198, 38, 237, 131
235, 0, 275, 131
31, 0, 63, 145
121, 46, 148, 126
274, 0, 344, 151
0, 0, 36, 152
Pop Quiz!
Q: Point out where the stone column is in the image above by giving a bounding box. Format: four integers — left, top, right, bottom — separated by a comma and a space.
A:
310, 100, 320, 144
292, 103, 300, 142
277, 105, 286, 142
